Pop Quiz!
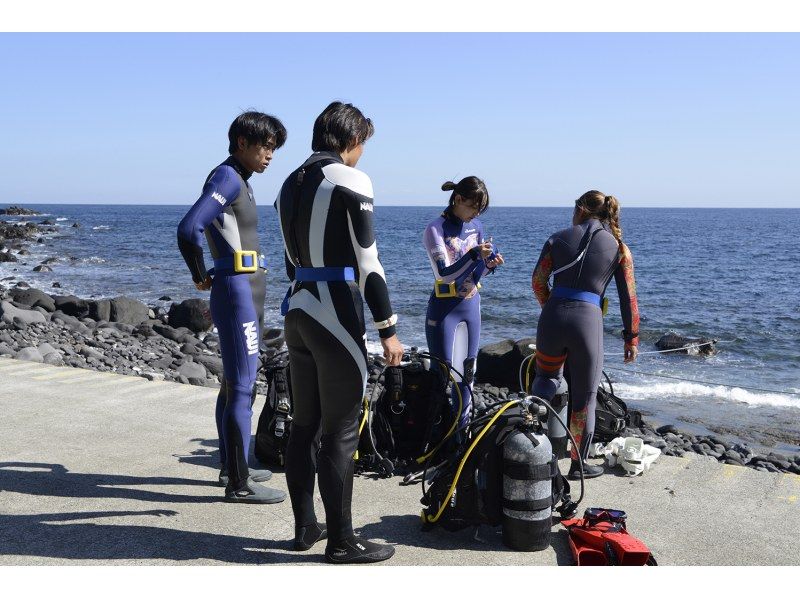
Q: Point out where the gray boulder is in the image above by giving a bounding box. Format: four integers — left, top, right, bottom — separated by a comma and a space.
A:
0, 300, 48, 326
194, 353, 224, 377
177, 360, 207, 379
33, 265, 52, 272
9, 288, 56, 312
168, 299, 213, 333
153, 323, 193, 343
53, 295, 90, 318
16, 346, 44, 363
37, 342, 59, 357
43, 352, 64, 365
88, 299, 112, 322
109, 296, 149, 326
476, 337, 536, 391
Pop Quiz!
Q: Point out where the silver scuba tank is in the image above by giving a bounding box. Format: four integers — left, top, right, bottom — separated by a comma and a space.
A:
544, 378, 569, 459
501, 403, 553, 551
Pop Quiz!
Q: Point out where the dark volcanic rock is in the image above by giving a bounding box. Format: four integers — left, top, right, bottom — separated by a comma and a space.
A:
167, 299, 213, 333
88, 299, 112, 322
262, 327, 285, 349
655, 332, 717, 356
33, 265, 52, 272
109, 296, 149, 326
1, 206, 39, 216
9, 288, 56, 312
0, 252, 18, 263
194, 353, 224, 377
476, 337, 535, 391
53, 295, 90, 318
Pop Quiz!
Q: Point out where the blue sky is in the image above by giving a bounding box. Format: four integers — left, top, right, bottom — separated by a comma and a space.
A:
1, 33, 797, 207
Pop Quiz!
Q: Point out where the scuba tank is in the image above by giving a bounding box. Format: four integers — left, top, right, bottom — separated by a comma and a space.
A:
502, 403, 554, 552
544, 378, 569, 459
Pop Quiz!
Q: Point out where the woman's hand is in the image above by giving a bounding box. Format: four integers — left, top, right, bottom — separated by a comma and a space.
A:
194, 275, 213, 291
486, 253, 505, 269
381, 334, 404, 366
478, 241, 494, 259
624, 343, 638, 363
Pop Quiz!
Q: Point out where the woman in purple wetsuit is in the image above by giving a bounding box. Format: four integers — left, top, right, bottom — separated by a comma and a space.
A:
423, 177, 504, 441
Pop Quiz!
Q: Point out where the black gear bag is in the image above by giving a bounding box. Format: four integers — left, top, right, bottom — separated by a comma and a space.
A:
254, 356, 293, 467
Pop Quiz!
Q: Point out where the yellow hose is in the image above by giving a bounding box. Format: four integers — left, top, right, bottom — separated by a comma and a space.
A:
415, 370, 463, 464
353, 395, 369, 461
425, 400, 520, 524
525, 351, 536, 394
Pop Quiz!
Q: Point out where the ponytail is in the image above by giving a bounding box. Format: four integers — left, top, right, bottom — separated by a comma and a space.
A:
442, 176, 490, 215
576, 190, 623, 242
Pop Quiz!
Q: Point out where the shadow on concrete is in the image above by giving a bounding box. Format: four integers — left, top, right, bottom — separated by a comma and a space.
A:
0, 509, 293, 564
356, 514, 575, 563
176, 438, 287, 474
0, 462, 220, 504
550, 528, 576, 565
174, 438, 220, 471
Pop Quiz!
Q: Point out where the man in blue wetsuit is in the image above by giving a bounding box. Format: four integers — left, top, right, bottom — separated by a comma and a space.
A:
178, 111, 287, 503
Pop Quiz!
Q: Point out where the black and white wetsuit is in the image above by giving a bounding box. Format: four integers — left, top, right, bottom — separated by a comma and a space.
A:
275, 151, 397, 544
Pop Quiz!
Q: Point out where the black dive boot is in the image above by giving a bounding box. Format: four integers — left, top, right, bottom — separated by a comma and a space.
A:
567, 460, 604, 480
318, 419, 395, 564
325, 536, 395, 564
293, 522, 328, 551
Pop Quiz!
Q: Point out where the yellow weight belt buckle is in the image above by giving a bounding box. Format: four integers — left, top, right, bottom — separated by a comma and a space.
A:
434, 280, 458, 298
233, 250, 259, 273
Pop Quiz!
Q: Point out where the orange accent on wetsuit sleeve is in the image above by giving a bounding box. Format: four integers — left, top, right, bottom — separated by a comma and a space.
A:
535, 350, 567, 372
536, 359, 564, 373
535, 350, 567, 364
532, 247, 553, 306
615, 243, 640, 347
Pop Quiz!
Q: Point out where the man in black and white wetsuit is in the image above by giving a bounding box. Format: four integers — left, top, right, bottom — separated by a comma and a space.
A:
275, 101, 403, 564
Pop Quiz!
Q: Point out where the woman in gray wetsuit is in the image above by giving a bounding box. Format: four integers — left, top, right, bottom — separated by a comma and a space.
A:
531, 190, 639, 479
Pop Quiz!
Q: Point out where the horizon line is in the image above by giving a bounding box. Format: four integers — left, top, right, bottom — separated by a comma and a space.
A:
1, 202, 798, 210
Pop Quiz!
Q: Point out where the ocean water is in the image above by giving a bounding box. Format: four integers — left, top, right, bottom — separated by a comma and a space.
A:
2, 204, 799, 450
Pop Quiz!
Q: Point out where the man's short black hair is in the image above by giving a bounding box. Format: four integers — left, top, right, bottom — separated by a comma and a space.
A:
228, 111, 287, 154
312, 101, 374, 153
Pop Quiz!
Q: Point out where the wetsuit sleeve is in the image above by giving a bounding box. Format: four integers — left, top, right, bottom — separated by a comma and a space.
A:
177, 166, 241, 283
342, 187, 397, 339
470, 221, 489, 285
614, 243, 640, 347
532, 238, 554, 306
423, 223, 480, 283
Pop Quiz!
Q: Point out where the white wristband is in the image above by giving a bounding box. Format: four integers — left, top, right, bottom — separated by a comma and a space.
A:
374, 314, 398, 330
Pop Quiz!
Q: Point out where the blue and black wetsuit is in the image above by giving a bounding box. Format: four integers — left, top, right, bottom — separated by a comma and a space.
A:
177, 156, 266, 490
423, 209, 489, 431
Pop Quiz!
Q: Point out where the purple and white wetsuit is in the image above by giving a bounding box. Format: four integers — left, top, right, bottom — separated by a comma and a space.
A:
423, 209, 489, 432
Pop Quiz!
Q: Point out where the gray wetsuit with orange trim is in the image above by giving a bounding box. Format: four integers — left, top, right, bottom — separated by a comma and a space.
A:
530, 218, 639, 461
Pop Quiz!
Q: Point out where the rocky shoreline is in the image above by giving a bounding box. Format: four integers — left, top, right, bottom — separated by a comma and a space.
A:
2, 206, 798, 476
